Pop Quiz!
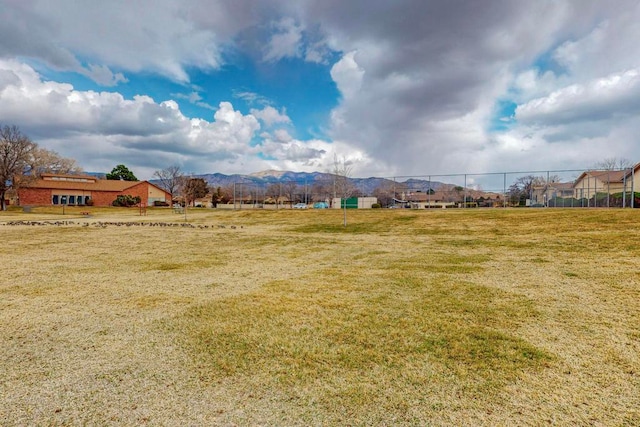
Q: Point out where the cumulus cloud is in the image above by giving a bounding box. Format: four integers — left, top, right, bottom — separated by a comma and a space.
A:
273, 129, 293, 143
258, 135, 327, 166
0, 60, 183, 137
330, 51, 364, 100
233, 90, 270, 106
250, 106, 291, 126
304, 41, 331, 64
82, 64, 128, 87
552, 9, 640, 81
516, 69, 640, 125
171, 91, 215, 110
263, 18, 304, 62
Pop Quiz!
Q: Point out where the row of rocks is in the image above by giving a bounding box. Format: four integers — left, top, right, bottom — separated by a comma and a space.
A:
1, 220, 75, 226
0, 220, 242, 229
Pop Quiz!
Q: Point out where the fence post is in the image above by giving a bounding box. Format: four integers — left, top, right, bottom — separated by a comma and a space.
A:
607, 171, 610, 208
546, 171, 550, 207
393, 177, 396, 207
503, 173, 507, 208
623, 171, 627, 207
632, 167, 635, 209
464, 174, 467, 208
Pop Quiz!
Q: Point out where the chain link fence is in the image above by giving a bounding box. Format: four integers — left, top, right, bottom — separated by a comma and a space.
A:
222, 167, 638, 209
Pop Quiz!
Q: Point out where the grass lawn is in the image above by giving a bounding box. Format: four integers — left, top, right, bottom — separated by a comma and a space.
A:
1, 207, 639, 425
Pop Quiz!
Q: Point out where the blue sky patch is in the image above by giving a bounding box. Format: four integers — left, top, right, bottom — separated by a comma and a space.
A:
531, 46, 566, 77
489, 99, 517, 131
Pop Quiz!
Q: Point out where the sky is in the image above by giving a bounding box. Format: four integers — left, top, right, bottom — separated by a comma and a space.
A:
1, 0, 640, 184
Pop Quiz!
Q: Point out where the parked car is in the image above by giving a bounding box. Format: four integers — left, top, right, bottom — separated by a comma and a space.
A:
293, 203, 308, 209
313, 202, 328, 209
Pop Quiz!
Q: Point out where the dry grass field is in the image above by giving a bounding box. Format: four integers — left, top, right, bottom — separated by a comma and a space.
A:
1, 206, 639, 425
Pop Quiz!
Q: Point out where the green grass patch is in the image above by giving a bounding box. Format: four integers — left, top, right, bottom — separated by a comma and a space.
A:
155, 262, 184, 271
169, 270, 552, 421
293, 222, 385, 234
386, 253, 491, 275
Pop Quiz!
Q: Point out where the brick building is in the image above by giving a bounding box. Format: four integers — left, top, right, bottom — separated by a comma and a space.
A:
17, 173, 171, 207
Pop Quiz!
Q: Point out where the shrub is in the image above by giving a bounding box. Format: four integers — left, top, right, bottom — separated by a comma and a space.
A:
112, 195, 141, 207
154, 200, 170, 207
85, 198, 95, 206
371, 203, 381, 209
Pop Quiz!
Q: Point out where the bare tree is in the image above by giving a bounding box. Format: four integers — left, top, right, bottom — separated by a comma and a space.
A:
0, 125, 35, 210
594, 157, 633, 170
333, 154, 355, 226
310, 180, 332, 205
1, 128, 78, 208
153, 165, 184, 205
373, 179, 408, 207
28, 147, 81, 176
540, 174, 562, 184
182, 178, 209, 207
218, 185, 233, 204
453, 186, 464, 203
265, 183, 282, 208
507, 175, 548, 206
17, 147, 81, 188
1, 126, 81, 210
281, 181, 299, 208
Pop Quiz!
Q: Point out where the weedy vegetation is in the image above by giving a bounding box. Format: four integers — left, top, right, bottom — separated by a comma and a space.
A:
0, 207, 639, 425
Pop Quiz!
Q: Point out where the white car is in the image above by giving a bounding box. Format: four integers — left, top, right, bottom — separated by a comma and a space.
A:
293, 203, 308, 209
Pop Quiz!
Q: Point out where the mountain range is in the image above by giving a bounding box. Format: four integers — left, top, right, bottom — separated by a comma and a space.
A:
191, 170, 447, 195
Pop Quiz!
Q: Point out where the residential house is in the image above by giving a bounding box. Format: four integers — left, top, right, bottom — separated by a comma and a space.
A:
532, 182, 575, 206
529, 163, 640, 207
405, 191, 456, 209
405, 190, 502, 208
573, 164, 639, 201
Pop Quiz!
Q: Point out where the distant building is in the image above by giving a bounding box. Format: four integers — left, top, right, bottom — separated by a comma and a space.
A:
17, 173, 171, 207
532, 182, 575, 206
530, 163, 640, 207
332, 197, 378, 209
404, 191, 456, 209
573, 165, 640, 200
403, 190, 502, 208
